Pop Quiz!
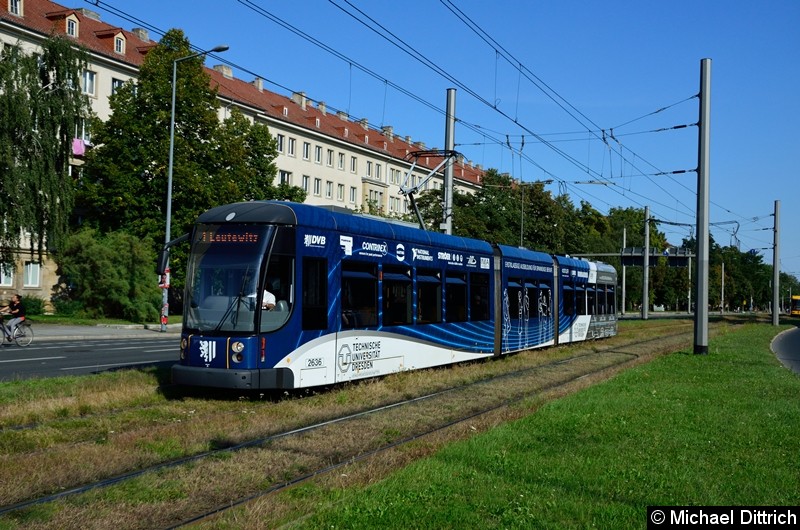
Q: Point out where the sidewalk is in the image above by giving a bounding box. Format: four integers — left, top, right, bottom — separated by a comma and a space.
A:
27, 322, 181, 342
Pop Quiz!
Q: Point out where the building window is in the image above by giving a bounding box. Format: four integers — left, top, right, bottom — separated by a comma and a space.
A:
67, 18, 78, 37
23, 261, 40, 288
0, 263, 13, 286
82, 70, 96, 96
114, 36, 125, 54
313, 178, 321, 196
375, 164, 382, 181
302, 175, 310, 192
302, 141, 310, 160
111, 78, 124, 94
279, 170, 291, 185
276, 134, 285, 153
350, 156, 357, 174
75, 118, 91, 144
326, 181, 333, 199
366, 161, 372, 177
314, 145, 322, 164
287, 137, 296, 156
326, 149, 333, 167
337, 184, 344, 201
337, 153, 345, 170
9, 0, 22, 16
349, 186, 357, 203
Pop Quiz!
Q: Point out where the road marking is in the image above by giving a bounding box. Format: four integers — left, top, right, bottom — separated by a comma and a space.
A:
0, 356, 66, 363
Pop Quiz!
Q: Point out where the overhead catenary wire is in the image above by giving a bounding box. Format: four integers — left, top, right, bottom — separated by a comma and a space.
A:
87, 0, 766, 235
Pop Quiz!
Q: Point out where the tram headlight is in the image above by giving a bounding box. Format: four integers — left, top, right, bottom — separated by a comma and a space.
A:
231, 341, 245, 363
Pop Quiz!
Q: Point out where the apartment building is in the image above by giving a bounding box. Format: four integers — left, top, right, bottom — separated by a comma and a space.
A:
0, 0, 484, 305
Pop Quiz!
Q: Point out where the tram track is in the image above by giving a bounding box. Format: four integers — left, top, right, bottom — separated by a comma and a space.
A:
0, 322, 702, 528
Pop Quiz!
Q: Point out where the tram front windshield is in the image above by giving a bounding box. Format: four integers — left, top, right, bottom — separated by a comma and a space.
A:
184, 224, 275, 333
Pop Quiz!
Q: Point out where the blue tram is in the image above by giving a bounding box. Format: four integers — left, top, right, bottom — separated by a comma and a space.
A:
171, 201, 617, 389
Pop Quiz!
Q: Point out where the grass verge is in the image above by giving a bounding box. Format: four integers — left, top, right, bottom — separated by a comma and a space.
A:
258, 322, 800, 529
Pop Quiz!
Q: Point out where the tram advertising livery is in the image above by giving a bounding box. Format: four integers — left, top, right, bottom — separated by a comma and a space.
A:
172, 201, 617, 390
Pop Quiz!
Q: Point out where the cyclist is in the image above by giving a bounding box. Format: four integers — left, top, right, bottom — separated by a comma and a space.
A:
1, 294, 25, 343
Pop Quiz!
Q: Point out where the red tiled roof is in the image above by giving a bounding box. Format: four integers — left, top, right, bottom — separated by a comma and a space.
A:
1, 0, 151, 67
208, 67, 483, 185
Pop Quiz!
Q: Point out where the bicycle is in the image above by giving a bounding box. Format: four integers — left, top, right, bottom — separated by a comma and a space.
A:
0, 316, 33, 347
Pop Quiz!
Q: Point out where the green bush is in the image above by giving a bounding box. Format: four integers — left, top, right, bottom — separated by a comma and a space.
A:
51, 298, 83, 317
54, 228, 161, 323
19, 296, 45, 316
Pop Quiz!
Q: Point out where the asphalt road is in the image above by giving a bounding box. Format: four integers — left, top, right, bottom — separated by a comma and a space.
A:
0, 323, 180, 381
772, 326, 800, 375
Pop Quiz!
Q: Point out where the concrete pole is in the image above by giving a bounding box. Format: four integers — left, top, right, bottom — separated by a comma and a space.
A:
721, 262, 725, 314
772, 200, 780, 325
694, 58, 711, 354
442, 88, 456, 235
622, 227, 627, 315
642, 206, 649, 320
688, 256, 692, 313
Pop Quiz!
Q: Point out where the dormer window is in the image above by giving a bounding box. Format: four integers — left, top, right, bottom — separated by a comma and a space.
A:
282, 106, 288, 117
9, 0, 22, 16
66, 15, 78, 38
114, 36, 125, 54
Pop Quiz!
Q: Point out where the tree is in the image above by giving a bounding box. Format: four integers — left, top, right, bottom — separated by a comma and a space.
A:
79, 29, 304, 304
79, 29, 224, 239
54, 228, 161, 322
213, 108, 305, 203
0, 36, 91, 264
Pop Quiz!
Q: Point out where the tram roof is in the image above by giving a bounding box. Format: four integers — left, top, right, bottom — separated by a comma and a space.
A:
197, 201, 494, 254
553, 255, 591, 272
495, 244, 553, 265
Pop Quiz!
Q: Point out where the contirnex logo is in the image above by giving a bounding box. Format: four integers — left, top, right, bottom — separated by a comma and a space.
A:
362, 241, 388, 255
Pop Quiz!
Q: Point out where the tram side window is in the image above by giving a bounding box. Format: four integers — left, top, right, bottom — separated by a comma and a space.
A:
416, 268, 442, 324
597, 286, 607, 315
606, 286, 616, 315
342, 261, 378, 328
302, 258, 327, 330
265, 226, 296, 309
445, 272, 467, 322
470, 272, 490, 321
587, 286, 597, 315
382, 265, 412, 326
563, 285, 575, 316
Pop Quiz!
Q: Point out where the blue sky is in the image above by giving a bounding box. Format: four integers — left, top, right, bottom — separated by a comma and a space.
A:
92, 0, 799, 283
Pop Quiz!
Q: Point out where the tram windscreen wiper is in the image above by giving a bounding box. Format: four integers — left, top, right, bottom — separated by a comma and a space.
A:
213, 267, 250, 331
213, 296, 242, 331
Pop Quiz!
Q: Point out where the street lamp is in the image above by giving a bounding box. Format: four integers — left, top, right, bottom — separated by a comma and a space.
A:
161, 44, 229, 332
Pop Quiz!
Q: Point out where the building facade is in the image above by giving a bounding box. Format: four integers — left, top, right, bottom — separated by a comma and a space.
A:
0, 0, 484, 307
